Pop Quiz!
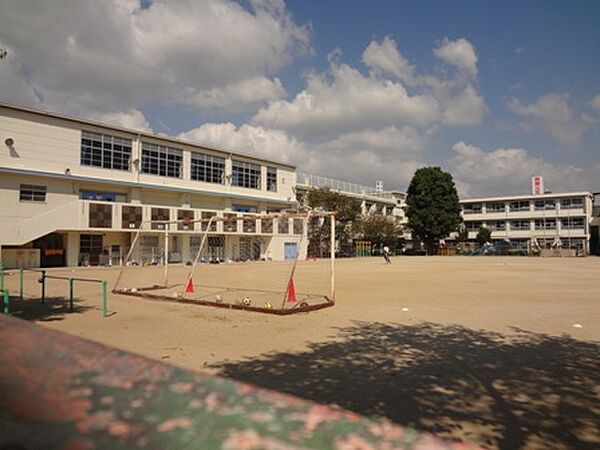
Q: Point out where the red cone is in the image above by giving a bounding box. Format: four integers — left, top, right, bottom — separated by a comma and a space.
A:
185, 277, 194, 293
286, 279, 297, 303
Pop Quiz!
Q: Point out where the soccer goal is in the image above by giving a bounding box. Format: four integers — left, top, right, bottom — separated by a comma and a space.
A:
112, 210, 336, 315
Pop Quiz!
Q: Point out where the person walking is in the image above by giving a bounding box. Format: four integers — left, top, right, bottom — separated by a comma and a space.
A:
383, 245, 391, 264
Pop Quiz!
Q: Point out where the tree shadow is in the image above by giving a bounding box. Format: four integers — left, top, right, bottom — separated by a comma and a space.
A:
211, 322, 600, 450
7, 296, 92, 322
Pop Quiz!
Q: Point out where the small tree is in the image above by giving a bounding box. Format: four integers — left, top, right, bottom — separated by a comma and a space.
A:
476, 226, 492, 246
306, 188, 362, 256
406, 167, 461, 255
359, 213, 403, 250
457, 225, 469, 242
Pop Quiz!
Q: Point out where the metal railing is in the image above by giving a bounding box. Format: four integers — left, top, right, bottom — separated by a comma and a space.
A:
296, 172, 400, 201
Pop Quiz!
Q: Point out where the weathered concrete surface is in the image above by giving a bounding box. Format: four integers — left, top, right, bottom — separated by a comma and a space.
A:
0, 315, 478, 449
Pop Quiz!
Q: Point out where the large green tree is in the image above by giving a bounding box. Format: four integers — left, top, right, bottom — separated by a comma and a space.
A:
305, 188, 362, 256
406, 167, 461, 254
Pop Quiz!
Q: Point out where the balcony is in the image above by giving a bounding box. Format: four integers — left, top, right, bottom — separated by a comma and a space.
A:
78, 200, 302, 236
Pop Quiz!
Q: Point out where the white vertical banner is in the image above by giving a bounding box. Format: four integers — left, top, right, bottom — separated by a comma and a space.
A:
531, 176, 544, 195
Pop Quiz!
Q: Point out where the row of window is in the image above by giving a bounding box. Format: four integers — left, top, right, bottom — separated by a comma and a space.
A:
464, 218, 586, 231
463, 197, 584, 214
80, 131, 278, 191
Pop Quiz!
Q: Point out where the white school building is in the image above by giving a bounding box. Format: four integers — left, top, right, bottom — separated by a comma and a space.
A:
459, 191, 594, 255
0, 103, 306, 269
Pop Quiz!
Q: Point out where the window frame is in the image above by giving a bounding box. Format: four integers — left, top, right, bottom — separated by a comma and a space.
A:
81, 131, 132, 171
19, 184, 47, 202
232, 160, 261, 189
190, 152, 225, 184
266, 166, 277, 192
141, 142, 183, 178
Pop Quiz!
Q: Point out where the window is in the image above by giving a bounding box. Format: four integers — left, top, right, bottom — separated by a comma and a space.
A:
80, 235, 103, 255
80, 190, 127, 202
232, 160, 261, 189
511, 220, 530, 231
486, 202, 505, 213
534, 219, 556, 230
141, 142, 182, 178
561, 198, 583, 210
191, 152, 225, 184
463, 203, 482, 214
464, 221, 482, 231
534, 199, 556, 211
232, 205, 257, 213
81, 131, 131, 171
509, 200, 530, 212
561, 217, 584, 229
20, 184, 46, 202
487, 221, 506, 231
267, 167, 277, 192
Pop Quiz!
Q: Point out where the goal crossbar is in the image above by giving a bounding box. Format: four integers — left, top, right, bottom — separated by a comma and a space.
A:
112, 211, 337, 315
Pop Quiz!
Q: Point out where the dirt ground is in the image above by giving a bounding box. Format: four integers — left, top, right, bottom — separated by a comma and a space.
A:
4, 256, 599, 449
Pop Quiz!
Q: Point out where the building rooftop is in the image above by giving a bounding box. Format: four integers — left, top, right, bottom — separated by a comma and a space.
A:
0, 102, 296, 170
460, 191, 592, 204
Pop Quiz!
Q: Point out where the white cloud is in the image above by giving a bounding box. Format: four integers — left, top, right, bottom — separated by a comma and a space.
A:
433, 37, 478, 78
507, 93, 585, 147
251, 61, 439, 137
450, 141, 594, 197
94, 110, 153, 133
0, 0, 310, 115
177, 122, 306, 164
252, 36, 485, 138
589, 95, 600, 111
362, 36, 416, 85
441, 85, 487, 127
178, 122, 425, 188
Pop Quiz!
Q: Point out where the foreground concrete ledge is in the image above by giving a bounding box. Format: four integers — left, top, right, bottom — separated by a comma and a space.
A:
0, 315, 479, 449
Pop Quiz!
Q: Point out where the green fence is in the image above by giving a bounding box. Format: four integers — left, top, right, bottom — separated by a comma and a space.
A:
0, 263, 108, 317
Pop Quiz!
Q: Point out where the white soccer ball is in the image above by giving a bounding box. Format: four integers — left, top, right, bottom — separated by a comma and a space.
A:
242, 297, 251, 306
131, 288, 138, 293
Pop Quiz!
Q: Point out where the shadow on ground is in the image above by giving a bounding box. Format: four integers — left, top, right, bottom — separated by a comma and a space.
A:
211, 322, 600, 450
6, 296, 92, 321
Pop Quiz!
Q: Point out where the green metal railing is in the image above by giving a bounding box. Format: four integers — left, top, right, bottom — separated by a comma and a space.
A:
0, 263, 108, 317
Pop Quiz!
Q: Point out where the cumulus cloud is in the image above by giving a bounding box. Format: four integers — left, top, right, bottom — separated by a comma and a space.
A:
433, 37, 478, 78
178, 122, 425, 188
589, 94, 600, 111
450, 141, 595, 197
0, 0, 310, 115
177, 122, 306, 164
251, 60, 439, 137
507, 93, 585, 147
94, 110, 153, 133
252, 36, 485, 138
362, 36, 416, 85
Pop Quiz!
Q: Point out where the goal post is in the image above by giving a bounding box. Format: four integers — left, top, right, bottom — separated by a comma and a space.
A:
112, 210, 336, 315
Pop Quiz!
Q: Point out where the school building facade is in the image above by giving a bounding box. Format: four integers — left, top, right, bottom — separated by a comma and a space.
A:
0, 103, 305, 268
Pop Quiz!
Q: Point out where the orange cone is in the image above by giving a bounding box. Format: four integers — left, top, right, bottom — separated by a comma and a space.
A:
185, 277, 194, 293
286, 279, 297, 303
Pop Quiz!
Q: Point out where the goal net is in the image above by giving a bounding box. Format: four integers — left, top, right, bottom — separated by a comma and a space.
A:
112, 211, 336, 314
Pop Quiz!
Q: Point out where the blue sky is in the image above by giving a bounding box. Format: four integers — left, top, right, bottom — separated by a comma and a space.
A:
1, 0, 599, 196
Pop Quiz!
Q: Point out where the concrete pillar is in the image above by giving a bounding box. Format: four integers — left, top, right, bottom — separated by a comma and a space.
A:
181, 235, 191, 263
66, 232, 79, 267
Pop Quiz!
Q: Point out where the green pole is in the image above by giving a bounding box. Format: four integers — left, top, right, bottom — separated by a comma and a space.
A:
0, 262, 4, 292
101, 280, 107, 318
40, 270, 46, 304
3, 289, 8, 315
19, 267, 24, 300
69, 278, 74, 312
